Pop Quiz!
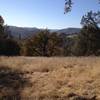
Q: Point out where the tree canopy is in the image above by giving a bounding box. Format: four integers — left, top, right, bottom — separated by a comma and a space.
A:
81, 11, 100, 29
64, 0, 100, 13
0, 15, 4, 26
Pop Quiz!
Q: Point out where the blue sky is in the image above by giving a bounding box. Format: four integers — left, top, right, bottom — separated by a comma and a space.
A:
0, 0, 99, 29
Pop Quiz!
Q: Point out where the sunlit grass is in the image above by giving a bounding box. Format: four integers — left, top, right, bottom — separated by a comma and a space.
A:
0, 57, 100, 99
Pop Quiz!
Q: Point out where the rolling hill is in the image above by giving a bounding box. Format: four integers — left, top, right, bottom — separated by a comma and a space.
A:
6, 26, 81, 39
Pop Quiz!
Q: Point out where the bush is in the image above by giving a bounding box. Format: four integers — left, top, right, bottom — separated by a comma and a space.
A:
0, 39, 20, 56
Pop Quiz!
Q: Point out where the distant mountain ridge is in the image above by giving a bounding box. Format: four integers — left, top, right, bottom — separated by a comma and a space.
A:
7, 26, 81, 39
8, 26, 41, 39
56, 28, 81, 35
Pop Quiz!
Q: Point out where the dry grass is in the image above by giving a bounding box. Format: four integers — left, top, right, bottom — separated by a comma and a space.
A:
0, 56, 100, 100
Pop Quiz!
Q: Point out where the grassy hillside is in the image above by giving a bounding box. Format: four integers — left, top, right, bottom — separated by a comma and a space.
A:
0, 57, 100, 100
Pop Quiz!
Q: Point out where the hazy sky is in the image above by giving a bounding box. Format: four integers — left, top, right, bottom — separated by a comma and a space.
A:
0, 0, 99, 29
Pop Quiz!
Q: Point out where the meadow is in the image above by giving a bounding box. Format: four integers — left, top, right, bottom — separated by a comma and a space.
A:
0, 57, 100, 100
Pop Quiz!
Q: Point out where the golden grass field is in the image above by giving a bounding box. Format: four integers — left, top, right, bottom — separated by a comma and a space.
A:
0, 57, 100, 100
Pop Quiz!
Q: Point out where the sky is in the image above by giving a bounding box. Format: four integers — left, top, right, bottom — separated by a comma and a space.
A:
0, 0, 99, 29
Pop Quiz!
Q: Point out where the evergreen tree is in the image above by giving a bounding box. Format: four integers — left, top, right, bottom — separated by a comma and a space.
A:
0, 15, 5, 38
23, 30, 62, 56
75, 25, 100, 56
24, 30, 50, 56
0, 16, 20, 56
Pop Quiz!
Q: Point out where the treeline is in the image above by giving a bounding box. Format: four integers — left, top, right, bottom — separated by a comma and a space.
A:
0, 16, 20, 56
0, 12, 100, 56
20, 26, 100, 56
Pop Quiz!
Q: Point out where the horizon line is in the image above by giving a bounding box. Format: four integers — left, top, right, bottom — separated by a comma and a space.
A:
5, 24, 82, 30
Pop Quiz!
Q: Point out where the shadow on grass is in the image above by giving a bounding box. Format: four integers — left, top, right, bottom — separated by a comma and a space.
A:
0, 66, 31, 100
